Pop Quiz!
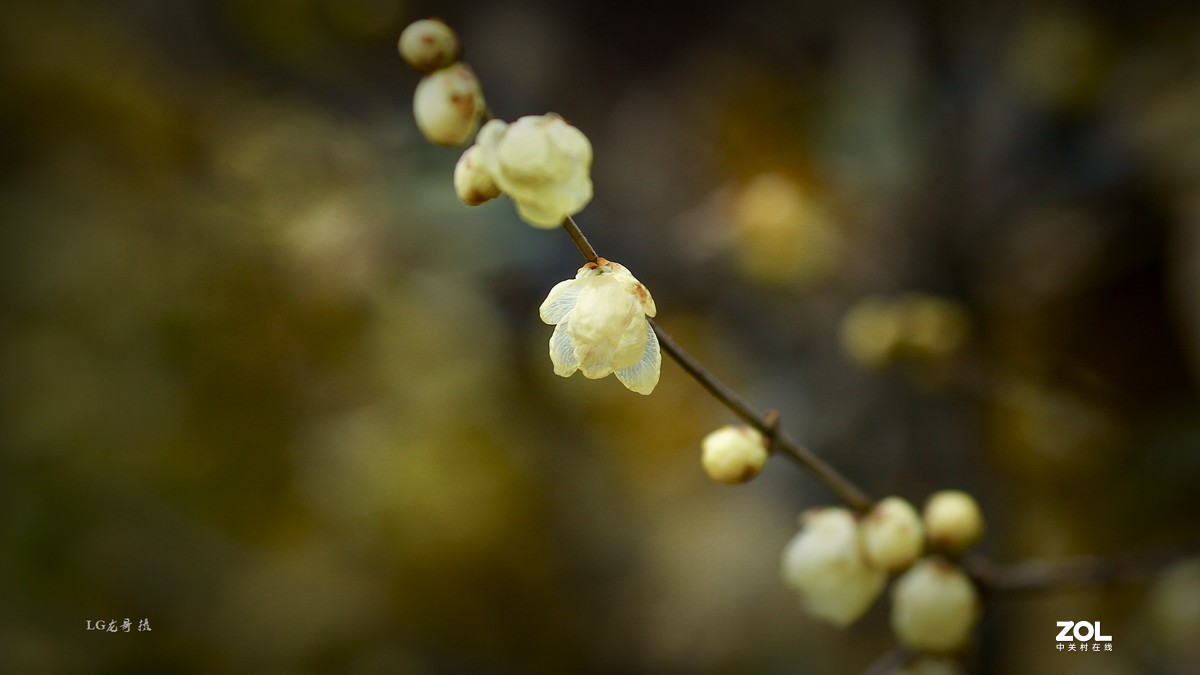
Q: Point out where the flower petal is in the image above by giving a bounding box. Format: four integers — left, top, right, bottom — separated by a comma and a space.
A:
609, 262, 656, 317
549, 321, 578, 377
614, 322, 661, 395
514, 197, 566, 228
570, 274, 640, 377
611, 314, 649, 370
539, 278, 581, 325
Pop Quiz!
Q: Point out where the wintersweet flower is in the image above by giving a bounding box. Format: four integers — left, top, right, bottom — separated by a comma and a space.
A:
781, 507, 887, 627
891, 558, 980, 653
398, 18, 460, 73
923, 490, 985, 554
413, 63, 485, 147
701, 425, 768, 484
859, 496, 925, 572
454, 145, 501, 206
476, 114, 593, 228
539, 258, 659, 395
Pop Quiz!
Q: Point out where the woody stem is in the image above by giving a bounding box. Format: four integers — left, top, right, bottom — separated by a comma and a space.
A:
964, 540, 1200, 593
562, 216, 599, 263
558, 216, 873, 512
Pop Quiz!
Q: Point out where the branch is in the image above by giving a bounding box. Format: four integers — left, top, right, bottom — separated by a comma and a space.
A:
562, 216, 598, 263
965, 539, 1200, 593
558, 217, 874, 512
860, 646, 914, 675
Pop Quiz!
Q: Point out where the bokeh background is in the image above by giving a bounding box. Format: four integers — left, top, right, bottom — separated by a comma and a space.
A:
3, 0, 1200, 673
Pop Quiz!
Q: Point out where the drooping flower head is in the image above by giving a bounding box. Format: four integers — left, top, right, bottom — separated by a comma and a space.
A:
476, 114, 593, 228
539, 259, 659, 394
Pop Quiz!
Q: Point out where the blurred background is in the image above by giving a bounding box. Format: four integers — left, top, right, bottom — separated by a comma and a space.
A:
2, 0, 1200, 673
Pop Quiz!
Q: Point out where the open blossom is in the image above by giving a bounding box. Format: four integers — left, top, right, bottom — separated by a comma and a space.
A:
476, 114, 593, 228
539, 259, 659, 394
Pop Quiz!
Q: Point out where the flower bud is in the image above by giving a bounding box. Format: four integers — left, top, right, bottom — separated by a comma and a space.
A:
413, 63, 485, 147
398, 18, 460, 73
454, 145, 500, 206
859, 497, 924, 572
781, 508, 886, 627
476, 114, 593, 228
701, 425, 768, 484
891, 558, 980, 653
923, 490, 984, 554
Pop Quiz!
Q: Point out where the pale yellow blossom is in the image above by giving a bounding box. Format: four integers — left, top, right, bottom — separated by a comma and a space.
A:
476, 114, 593, 228
539, 259, 659, 394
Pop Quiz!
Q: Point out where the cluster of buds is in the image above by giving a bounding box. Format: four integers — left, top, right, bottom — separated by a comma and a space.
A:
400, 20, 649, 393
400, 19, 484, 147
399, 19, 594, 229
780, 491, 985, 655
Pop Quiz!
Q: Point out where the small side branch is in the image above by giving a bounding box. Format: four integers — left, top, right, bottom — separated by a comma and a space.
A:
557, 214, 872, 511
966, 540, 1200, 593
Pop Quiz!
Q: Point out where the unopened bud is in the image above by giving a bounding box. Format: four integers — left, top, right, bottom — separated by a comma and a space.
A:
701, 425, 768, 484
923, 490, 984, 554
454, 145, 500, 206
860, 497, 924, 572
413, 63, 485, 147
781, 508, 886, 627
398, 19, 460, 73
891, 558, 979, 653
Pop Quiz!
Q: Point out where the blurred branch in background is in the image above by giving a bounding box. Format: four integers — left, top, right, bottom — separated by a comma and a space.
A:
968, 540, 1200, 593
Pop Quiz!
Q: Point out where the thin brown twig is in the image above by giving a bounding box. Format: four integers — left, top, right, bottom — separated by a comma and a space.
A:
561, 216, 598, 263
557, 215, 872, 511
408, 34, 1200, 600
650, 319, 873, 512
555, 212, 1200, 586
965, 539, 1200, 593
